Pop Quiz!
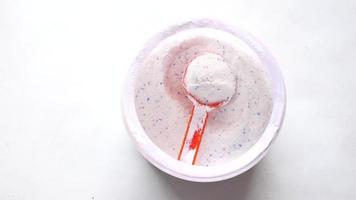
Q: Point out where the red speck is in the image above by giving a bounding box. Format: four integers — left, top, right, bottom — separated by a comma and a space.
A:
207, 101, 224, 108
189, 129, 201, 149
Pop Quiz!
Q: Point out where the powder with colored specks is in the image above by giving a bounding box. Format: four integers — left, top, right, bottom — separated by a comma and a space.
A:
134, 27, 273, 166
183, 53, 236, 106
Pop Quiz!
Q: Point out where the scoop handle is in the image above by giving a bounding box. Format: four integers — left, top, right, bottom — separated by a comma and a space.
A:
177, 105, 208, 165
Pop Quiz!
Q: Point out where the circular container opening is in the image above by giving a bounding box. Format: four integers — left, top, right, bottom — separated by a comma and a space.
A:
122, 19, 286, 182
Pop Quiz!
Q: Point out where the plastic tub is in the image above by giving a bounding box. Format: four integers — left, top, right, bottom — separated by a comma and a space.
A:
122, 19, 286, 182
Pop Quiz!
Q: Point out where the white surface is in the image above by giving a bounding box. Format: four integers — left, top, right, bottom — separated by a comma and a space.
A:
0, 0, 355, 199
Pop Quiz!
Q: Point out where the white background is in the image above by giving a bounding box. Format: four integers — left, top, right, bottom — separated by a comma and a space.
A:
1, 0, 356, 199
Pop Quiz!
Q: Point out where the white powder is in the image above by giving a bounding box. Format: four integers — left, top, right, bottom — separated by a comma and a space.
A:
134, 28, 273, 166
183, 53, 236, 106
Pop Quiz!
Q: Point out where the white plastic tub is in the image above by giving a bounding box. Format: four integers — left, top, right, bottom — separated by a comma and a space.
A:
122, 19, 286, 182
